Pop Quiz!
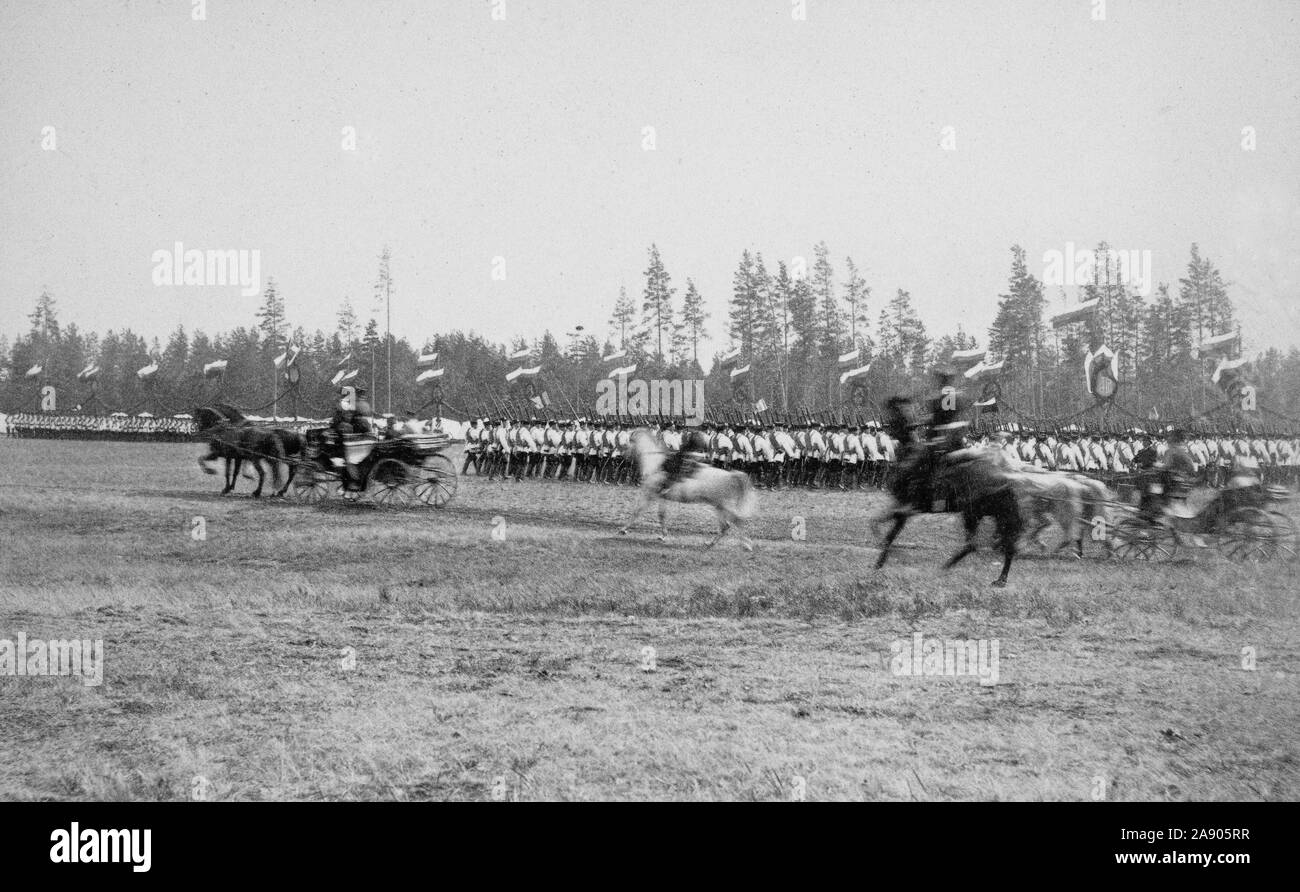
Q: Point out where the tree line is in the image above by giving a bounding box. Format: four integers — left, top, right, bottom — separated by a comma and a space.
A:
4, 241, 1299, 425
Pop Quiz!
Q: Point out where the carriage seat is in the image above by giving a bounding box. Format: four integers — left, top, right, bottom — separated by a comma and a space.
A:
342, 434, 378, 465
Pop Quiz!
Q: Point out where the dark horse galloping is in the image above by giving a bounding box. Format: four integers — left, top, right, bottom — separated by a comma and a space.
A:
195, 404, 290, 498
873, 396, 1023, 586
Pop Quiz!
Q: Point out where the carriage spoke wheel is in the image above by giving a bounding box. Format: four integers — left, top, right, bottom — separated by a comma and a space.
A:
1218, 507, 1284, 562
291, 464, 338, 504
1268, 511, 1300, 562
1111, 517, 1179, 561
368, 458, 413, 509
414, 453, 458, 508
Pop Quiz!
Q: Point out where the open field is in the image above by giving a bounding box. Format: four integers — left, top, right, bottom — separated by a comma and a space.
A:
1, 438, 1297, 801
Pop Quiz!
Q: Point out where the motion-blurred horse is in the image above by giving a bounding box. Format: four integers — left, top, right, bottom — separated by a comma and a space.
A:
195, 405, 285, 497
873, 398, 1023, 586
620, 428, 756, 549
1016, 470, 1116, 557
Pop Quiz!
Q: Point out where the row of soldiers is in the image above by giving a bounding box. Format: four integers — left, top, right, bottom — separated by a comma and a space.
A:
1, 412, 198, 442
973, 426, 1299, 486
457, 415, 1300, 490
459, 416, 905, 489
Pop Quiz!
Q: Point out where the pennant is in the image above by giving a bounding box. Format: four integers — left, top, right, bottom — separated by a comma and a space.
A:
720, 347, 742, 366
964, 359, 1004, 381
838, 364, 870, 385
754, 398, 768, 413
510, 348, 532, 361
337, 351, 353, 367
729, 364, 751, 380
77, 364, 100, 382
137, 362, 159, 380
331, 368, 359, 386
530, 395, 544, 409
1051, 298, 1100, 328
1210, 356, 1249, 386
506, 365, 541, 383
203, 360, 228, 378
1195, 331, 1240, 360
951, 347, 986, 369
837, 348, 860, 366
602, 349, 627, 363
417, 352, 439, 368
1084, 345, 1118, 397
416, 368, 444, 383
608, 363, 637, 379
25, 365, 43, 379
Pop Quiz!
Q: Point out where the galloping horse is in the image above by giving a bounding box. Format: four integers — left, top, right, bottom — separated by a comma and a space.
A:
1017, 470, 1116, 557
620, 428, 756, 549
873, 398, 1023, 586
195, 405, 286, 497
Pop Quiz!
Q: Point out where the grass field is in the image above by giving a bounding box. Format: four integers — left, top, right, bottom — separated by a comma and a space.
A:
1, 438, 1297, 801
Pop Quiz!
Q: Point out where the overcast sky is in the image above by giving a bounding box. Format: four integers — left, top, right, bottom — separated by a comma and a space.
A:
2, 0, 1297, 360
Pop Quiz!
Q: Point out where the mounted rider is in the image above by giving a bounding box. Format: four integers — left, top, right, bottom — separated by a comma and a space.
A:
926, 367, 971, 455
659, 425, 709, 493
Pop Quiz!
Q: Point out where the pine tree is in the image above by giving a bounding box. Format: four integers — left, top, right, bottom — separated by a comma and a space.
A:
842, 256, 871, 353
609, 286, 637, 350
812, 242, 841, 354
336, 297, 359, 344
641, 244, 675, 362
675, 278, 709, 370
729, 250, 759, 357
255, 278, 285, 351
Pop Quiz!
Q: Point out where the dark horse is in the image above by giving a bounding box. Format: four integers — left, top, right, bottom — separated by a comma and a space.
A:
873, 396, 1023, 586
195, 404, 288, 497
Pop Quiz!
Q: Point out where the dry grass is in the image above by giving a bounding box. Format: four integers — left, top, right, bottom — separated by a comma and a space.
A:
1, 439, 1297, 801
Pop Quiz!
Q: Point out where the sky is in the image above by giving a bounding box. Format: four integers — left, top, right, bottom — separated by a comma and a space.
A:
2, 0, 1298, 363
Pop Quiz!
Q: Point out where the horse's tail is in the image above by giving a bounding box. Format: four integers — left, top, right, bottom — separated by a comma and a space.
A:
731, 471, 756, 519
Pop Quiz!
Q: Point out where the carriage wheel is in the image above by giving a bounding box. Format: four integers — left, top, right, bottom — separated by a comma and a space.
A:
1218, 507, 1286, 562
1268, 511, 1300, 562
1110, 516, 1179, 561
368, 458, 413, 509
414, 453, 458, 508
291, 464, 339, 504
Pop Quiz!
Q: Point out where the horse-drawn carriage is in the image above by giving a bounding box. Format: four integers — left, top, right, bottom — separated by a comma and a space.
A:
1108, 476, 1297, 562
290, 427, 459, 508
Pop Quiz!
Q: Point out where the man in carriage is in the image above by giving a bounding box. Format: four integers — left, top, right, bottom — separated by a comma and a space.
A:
330, 386, 375, 489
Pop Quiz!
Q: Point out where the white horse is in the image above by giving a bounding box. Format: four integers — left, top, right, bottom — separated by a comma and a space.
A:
1013, 469, 1116, 557
620, 429, 757, 549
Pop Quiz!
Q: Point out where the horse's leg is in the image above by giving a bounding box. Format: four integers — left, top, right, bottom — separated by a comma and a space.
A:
276, 460, 295, 498
874, 511, 908, 569
620, 487, 652, 535
1029, 500, 1051, 549
251, 460, 264, 498
707, 509, 731, 549
993, 491, 1020, 586
222, 457, 238, 494
198, 450, 218, 476
732, 512, 753, 551
657, 502, 668, 542
944, 508, 982, 570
